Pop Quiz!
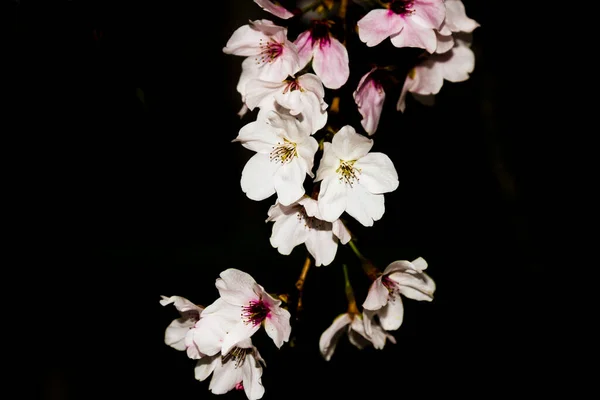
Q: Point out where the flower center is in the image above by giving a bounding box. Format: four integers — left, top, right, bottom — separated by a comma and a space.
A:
270, 138, 298, 164
387, 0, 415, 16
336, 160, 361, 186
241, 300, 269, 326
310, 20, 332, 48
296, 209, 328, 230
222, 346, 253, 368
283, 77, 304, 94
382, 276, 399, 299
257, 39, 284, 64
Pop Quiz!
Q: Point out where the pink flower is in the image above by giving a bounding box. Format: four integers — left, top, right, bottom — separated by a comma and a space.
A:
294, 20, 350, 89
357, 0, 446, 53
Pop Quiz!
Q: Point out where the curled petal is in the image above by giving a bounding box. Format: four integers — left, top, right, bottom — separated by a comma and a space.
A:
264, 308, 292, 348
254, 0, 294, 20
319, 313, 351, 361
362, 278, 389, 310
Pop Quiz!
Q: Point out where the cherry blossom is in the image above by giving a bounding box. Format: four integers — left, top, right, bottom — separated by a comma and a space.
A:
244, 72, 328, 133
294, 20, 350, 89
315, 125, 399, 227
200, 268, 292, 356
234, 107, 319, 206
319, 310, 395, 361
194, 341, 266, 400
362, 257, 435, 330
223, 19, 301, 100
353, 67, 386, 136
356, 0, 446, 53
266, 195, 351, 266
397, 37, 475, 112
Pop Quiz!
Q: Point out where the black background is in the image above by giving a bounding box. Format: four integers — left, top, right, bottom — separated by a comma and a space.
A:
4, 1, 570, 399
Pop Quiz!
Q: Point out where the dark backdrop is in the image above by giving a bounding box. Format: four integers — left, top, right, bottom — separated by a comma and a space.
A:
5, 1, 564, 399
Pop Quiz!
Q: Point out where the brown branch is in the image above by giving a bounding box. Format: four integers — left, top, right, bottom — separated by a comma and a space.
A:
295, 256, 312, 314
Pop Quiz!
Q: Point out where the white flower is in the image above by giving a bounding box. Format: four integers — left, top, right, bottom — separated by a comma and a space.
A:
200, 268, 292, 355
319, 311, 395, 361
266, 195, 351, 266
315, 125, 399, 227
195, 341, 266, 400
234, 107, 319, 206
362, 257, 436, 331
244, 72, 328, 133
160, 295, 204, 358
223, 19, 301, 99
397, 37, 475, 112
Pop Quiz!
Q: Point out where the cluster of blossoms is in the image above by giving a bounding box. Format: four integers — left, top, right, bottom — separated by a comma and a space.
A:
162, 1, 478, 399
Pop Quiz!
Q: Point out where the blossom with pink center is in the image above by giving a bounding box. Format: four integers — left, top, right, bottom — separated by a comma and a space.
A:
200, 268, 292, 356
353, 67, 386, 136
397, 37, 475, 112
266, 195, 351, 266
223, 19, 301, 100
254, 0, 295, 19
319, 310, 395, 361
159, 295, 205, 359
233, 107, 319, 206
294, 20, 350, 89
244, 72, 328, 133
362, 257, 436, 330
356, 0, 446, 53
315, 125, 399, 227
435, 0, 480, 53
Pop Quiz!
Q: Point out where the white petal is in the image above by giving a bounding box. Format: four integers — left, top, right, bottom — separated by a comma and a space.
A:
201, 297, 241, 319
355, 152, 399, 194
362, 278, 389, 310
444, 0, 480, 33
314, 142, 339, 182
223, 23, 270, 56
332, 219, 351, 244
390, 18, 438, 53
216, 268, 260, 306
159, 295, 202, 313
331, 125, 373, 160
347, 316, 371, 348
191, 315, 232, 356
269, 208, 309, 255
439, 44, 475, 82
297, 73, 325, 100
264, 307, 292, 348
317, 176, 348, 223
378, 294, 405, 331
319, 313, 351, 361
435, 31, 455, 54
209, 358, 244, 395
242, 353, 266, 400
164, 319, 194, 351
273, 160, 306, 206
297, 136, 319, 177
233, 119, 279, 154
243, 79, 284, 111
357, 9, 404, 47
221, 321, 261, 356
345, 184, 385, 227
194, 355, 220, 381
241, 153, 279, 202
305, 227, 338, 266
391, 271, 436, 301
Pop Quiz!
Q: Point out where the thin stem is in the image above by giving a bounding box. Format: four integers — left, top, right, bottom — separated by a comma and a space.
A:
295, 256, 312, 314
339, 0, 348, 19
342, 264, 359, 314
348, 239, 380, 280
